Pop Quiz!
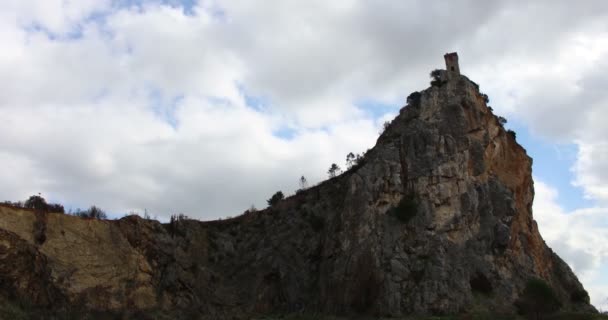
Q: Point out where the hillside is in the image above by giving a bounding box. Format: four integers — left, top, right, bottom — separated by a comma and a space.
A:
0, 59, 597, 319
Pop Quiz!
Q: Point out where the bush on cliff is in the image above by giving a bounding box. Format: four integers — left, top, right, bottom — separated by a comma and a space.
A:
22, 194, 65, 213
507, 129, 517, 140
407, 91, 421, 106
570, 288, 590, 304
72, 206, 107, 219
327, 163, 342, 178
430, 69, 445, 86
481, 93, 490, 104
24, 195, 47, 210
388, 193, 417, 223
267, 191, 285, 207
516, 278, 562, 320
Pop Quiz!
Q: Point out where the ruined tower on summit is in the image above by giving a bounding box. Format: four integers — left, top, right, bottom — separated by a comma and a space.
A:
444, 52, 460, 76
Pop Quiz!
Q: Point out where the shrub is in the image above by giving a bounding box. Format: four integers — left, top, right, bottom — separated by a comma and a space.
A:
327, 163, 341, 178
507, 129, 517, 140
516, 278, 562, 320
73, 206, 107, 219
267, 191, 285, 206
387, 193, 417, 223
481, 93, 490, 104
430, 69, 446, 86
570, 289, 590, 304
24, 195, 47, 210
378, 121, 391, 135
498, 116, 508, 126
354, 152, 366, 168
169, 213, 189, 236
406, 91, 421, 105
46, 203, 65, 213
87, 206, 106, 219
346, 151, 366, 171
299, 176, 308, 190
23, 194, 65, 213
346, 152, 356, 169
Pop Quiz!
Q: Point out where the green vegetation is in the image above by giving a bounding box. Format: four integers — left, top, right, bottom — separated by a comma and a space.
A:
0, 298, 182, 320
3, 194, 65, 213
515, 278, 562, 320
254, 313, 608, 320
327, 163, 342, 178
72, 206, 107, 219
346, 152, 366, 171
507, 129, 517, 140
0, 298, 29, 320
2, 295, 605, 320
407, 91, 422, 106
267, 191, 285, 206
388, 193, 418, 223
379, 120, 391, 135
346, 152, 357, 169
498, 116, 508, 126
300, 175, 309, 190
570, 289, 590, 304
24, 194, 51, 211
2, 195, 111, 220
481, 93, 490, 104
430, 69, 445, 86
168, 213, 189, 236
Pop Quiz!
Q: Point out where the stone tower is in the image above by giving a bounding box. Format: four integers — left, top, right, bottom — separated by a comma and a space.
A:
444, 52, 460, 75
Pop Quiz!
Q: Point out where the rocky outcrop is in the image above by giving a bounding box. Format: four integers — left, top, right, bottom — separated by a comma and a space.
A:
0, 71, 596, 318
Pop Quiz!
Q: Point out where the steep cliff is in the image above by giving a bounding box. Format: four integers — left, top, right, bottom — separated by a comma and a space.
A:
0, 70, 595, 318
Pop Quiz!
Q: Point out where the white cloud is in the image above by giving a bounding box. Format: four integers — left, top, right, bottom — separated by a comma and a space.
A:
464, 26, 608, 209
0, 92, 380, 218
574, 142, 608, 202
3, 0, 110, 34
534, 179, 608, 310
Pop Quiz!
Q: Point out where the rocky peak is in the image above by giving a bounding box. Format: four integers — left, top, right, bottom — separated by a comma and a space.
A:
0, 65, 596, 318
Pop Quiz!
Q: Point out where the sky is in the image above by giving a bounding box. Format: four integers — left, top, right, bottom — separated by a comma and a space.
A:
0, 0, 607, 310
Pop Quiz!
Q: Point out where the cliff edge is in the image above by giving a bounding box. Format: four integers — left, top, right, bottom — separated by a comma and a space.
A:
0, 66, 596, 318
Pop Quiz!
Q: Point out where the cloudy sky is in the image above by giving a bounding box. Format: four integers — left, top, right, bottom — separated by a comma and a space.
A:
1, 0, 607, 310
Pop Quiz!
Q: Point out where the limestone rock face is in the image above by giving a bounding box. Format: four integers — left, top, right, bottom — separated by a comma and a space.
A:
0, 73, 595, 317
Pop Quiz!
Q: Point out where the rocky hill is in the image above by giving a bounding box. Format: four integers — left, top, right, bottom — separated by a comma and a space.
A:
0, 66, 597, 319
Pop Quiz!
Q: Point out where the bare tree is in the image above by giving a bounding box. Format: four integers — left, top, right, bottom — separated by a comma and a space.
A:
299, 175, 308, 190
346, 152, 356, 169
328, 163, 341, 178
267, 191, 285, 206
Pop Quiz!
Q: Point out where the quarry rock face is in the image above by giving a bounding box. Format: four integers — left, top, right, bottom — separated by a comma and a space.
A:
0, 71, 596, 317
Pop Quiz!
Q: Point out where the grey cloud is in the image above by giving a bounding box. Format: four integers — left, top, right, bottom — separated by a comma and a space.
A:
1, 0, 608, 216
550, 238, 595, 274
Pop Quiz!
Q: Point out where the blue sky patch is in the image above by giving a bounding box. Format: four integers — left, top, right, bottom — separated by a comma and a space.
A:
507, 120, 592, 211
147, 86, 183, 129
113, 0, 198, 16
238, 84, 270, 112
355, 98, 400, 120
272, 127, 297, 140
